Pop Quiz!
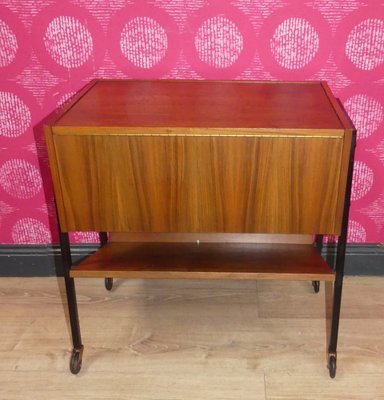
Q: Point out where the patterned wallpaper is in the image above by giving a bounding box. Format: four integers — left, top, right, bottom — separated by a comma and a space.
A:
0, 0, 383, 244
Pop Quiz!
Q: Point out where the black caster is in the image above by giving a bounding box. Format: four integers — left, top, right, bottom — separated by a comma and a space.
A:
312, 280, 320, 293
70, 346, 84, 375
328, 354, 337, 378
105, 277, 113, 291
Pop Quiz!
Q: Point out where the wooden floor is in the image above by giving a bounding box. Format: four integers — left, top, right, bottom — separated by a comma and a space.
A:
1, 276, 384, 399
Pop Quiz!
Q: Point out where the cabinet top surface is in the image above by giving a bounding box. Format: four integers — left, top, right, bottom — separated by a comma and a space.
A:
52, 80, 345, 132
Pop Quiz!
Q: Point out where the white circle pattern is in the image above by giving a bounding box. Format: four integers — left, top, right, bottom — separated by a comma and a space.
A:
44, 16, 94, 68
270, 17, 319, 69
12, 218, 51, 243
56, 91, 76, 108
351, 161, 374, 202
348, 220, 367, 242
0, 20, 18, 67
0, 91, 31, 138
195, 16, 243, 68
73, 231, 100, 243
1, 3, 383, 244
120, 17, 168, 69
0, 159, 42, 199
344, 94, 383, 140
346, 19, 384, 71
0, 200, 15, 215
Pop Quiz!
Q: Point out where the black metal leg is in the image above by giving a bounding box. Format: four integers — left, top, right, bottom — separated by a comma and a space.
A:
327, 233, 348, 378
59, 231, 84, 374
104, 277, 114, 291
312, 235, 323, 293
99, 232, 108, 246
327, 130, 356, 378
99, 232, 113, 291
315, 235, 324, 253
312, 280, 320, 293
65, 276, 84, 374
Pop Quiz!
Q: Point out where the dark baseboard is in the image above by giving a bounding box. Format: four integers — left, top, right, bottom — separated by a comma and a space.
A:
0, 243, 383, 277
0, 244, 99, 277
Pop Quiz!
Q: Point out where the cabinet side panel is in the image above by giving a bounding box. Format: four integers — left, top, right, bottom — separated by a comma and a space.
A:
52, 135, 343, 234
333, 131, 354, 234
44, 125, 68, 231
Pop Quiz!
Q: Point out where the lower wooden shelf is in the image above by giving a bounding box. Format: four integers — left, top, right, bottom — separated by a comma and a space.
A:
70, 242, 334, 281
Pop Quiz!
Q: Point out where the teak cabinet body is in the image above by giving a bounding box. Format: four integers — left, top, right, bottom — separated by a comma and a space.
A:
53, 135, 346, 234
44, 80, 356, 377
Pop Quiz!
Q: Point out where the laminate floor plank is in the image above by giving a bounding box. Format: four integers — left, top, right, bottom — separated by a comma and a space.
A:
265, 373, 384, 400
257, 279, 384, 319
0, 368, 265, 400
0, 277, 384, 399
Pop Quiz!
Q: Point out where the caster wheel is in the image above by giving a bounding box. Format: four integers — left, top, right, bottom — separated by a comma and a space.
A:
312, 280, 320, 293
105, 277, 113, 291
70, 346, 83, 375
328, 355, 337, 379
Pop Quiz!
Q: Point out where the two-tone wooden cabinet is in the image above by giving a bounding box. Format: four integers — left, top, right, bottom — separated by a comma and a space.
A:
44, 80, 356, 377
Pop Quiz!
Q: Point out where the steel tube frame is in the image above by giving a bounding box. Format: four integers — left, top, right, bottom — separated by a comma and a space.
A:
58, 230, 83, 351
327, 130, 357, 370
55, 129, 356, 376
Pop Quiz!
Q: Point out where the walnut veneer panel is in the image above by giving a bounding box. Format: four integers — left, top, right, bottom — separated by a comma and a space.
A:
53, 134, 343, 234
70, 242, 334, 281
53, 80, 344, 132
109, 233, 313, 244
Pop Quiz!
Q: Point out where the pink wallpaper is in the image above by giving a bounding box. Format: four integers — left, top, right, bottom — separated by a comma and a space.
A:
0, 0, 383, 244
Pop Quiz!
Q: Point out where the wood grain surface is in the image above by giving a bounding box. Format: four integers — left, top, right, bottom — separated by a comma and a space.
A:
108, 232, 313, 243
53, 80, 345, 132
44, 80, 354, 287
45, 80, 353, 237
1, 276, 384, 399
70, 242, 334, 281
52, 135, 344, 234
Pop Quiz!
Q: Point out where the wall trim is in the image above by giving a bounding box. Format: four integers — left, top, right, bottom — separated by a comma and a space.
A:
0, 244, 99, 277
0, 243, 383, 277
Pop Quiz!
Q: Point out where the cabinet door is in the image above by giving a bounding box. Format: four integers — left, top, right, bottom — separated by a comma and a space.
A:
52, 134, 345, 234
